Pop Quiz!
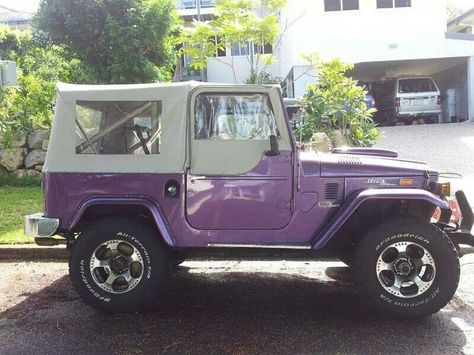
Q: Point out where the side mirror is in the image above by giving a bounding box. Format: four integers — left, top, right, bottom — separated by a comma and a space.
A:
265, 135, 280, 156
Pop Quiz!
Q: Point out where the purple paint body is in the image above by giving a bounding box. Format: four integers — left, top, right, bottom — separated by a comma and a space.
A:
44, 148, 447, 249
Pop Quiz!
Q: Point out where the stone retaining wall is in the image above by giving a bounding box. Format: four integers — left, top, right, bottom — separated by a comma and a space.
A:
0, 129, 51, 180
0, 129, 346, 179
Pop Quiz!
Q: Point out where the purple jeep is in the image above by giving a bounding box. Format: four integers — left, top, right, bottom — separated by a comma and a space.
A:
25, 82, 474, 317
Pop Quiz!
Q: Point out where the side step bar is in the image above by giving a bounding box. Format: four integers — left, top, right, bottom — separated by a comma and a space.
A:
35, 237, 67, 246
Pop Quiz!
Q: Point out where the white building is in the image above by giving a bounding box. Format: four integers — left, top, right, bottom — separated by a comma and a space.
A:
176, 0, 474, 122
0, 5, 33, 29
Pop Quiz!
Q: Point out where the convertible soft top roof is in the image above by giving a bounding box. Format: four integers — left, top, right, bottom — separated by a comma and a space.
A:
56, 81, 278, 103
45, 81, 284, 174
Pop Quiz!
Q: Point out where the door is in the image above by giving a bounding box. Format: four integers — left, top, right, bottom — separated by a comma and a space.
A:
185, 88, 294, 231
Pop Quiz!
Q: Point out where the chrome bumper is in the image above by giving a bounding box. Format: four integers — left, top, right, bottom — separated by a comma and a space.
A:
396, 110, 441, 117
24, 213, 59, 238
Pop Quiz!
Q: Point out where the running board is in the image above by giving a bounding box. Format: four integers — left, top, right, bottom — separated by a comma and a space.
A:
207, 243, 312, 250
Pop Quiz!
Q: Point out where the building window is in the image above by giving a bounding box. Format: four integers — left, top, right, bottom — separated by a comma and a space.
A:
324, 0, 341, 11
200, 0, 215, 8
324, 0, 359, 12
394, 0, 411, 7
231, 41, 250, 56
179, 0, 215, 9
343, 0, 359, 10
254, 43, 273, 55
377, 0, 411, 8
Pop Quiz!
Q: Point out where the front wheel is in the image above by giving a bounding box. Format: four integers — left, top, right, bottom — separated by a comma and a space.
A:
352, 219, 460, 318
69, 218, 170, 313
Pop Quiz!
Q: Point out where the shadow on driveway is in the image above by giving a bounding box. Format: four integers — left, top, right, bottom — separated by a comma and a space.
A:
0, 265, 470, 354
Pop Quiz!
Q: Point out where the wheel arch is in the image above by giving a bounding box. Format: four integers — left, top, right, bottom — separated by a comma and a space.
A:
68, 197, 175, 246
313, 188, 449, 251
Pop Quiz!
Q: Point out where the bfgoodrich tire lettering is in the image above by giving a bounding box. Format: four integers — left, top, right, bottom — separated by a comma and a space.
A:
69, 218, 169, 313
352, 219, 460, 318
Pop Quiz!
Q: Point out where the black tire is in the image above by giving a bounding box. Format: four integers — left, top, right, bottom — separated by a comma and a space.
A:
69, 218, 169, 313
352, 218, 460, 318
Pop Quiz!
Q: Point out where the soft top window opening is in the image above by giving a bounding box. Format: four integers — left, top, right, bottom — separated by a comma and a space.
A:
194, 92, 281, 141
75, 100, 162, 155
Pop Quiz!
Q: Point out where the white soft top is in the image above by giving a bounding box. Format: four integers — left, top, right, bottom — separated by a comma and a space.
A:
44, 81, 284, 174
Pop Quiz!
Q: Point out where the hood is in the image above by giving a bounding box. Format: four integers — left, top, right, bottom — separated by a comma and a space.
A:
300, 148, 434, 178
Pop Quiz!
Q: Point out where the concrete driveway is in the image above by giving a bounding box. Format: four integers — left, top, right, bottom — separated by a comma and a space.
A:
376, 121, 474, 203
1, 258, 474, 354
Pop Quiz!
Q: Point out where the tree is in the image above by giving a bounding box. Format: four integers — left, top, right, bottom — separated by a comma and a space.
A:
0, 26, 32, 61
34, 0, 181, 84
0, 26, 92, 144
180, 0, 287, 83
296, 58, 379, 147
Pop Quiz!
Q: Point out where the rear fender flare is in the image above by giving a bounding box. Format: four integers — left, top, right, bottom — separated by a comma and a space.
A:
312, 188, 449, 249
68, 197, 175, 246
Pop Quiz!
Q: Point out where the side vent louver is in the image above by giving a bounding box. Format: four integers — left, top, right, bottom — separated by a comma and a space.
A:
338, 155, 362, 165
325, 183, 341, 200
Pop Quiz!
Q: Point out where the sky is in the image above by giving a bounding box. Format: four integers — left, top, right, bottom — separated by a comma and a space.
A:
447, 0, 474, 11
0, 0, 472, 14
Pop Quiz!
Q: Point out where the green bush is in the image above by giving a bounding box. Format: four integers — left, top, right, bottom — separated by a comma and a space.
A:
296, 58, 379, 147
0, 26, 93, 145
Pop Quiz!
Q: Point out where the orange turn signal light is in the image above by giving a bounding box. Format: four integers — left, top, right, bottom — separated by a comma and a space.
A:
439, 182, 451, 196
399, 179, 413, 186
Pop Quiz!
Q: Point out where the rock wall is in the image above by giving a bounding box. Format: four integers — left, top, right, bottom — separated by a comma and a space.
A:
0, 129, 50, 180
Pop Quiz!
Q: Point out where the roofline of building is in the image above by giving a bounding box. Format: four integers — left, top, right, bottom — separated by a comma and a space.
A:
448, 7, 474, 28
0, 5, 34, 14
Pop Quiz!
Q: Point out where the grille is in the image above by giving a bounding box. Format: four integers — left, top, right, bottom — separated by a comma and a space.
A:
325, 183, 341, 200
337, 155, 362, 165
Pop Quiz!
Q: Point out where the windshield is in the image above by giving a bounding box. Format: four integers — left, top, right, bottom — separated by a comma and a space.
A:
398, 78, 437, 93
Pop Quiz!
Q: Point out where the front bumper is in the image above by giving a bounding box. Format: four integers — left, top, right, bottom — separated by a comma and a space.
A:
24, 213, 59, 238
443, 191, 474, 256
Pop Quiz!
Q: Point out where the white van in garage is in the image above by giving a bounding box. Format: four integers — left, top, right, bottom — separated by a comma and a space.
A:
375, 77, 442, 125
395, 77, 442, 124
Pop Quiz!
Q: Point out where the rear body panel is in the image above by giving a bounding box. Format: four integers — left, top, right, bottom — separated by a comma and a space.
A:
396, 92, 441, 117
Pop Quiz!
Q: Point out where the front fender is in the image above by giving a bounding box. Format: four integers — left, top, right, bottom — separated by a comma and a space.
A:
68, 197, 175, 246
312, 188, 449, 249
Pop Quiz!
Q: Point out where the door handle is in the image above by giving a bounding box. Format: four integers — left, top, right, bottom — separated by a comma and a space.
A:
190, 176, 207, 183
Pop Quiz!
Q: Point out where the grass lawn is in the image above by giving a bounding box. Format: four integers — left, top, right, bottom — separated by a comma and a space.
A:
0, 185, 43, 244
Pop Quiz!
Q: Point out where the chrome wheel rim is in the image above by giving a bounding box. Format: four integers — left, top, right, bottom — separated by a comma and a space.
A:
376, 241, 436, 298
90, 240, 144, 294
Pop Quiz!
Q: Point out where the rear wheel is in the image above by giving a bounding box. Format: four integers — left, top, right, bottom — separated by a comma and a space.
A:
69, 218, 170, 313
352, 219, 460, 318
